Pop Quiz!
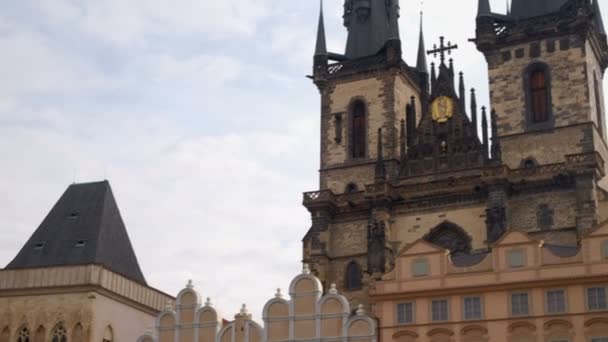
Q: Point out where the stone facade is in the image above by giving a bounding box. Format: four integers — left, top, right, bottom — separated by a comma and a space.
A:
138, 266, 377, 342
0, 265, 172, 342
303, 0, 608, 308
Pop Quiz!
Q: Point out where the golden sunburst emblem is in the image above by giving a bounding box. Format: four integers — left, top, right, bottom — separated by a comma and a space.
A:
431, 96, 455, 123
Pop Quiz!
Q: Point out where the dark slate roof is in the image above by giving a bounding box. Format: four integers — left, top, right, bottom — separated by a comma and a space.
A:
6, 181, 147, 285
544, 244, 580, 258
451, 251, 490, 267
510, 0, 568, 19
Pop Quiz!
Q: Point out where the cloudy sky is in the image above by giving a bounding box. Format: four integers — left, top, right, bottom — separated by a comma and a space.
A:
1, 0, 607, 323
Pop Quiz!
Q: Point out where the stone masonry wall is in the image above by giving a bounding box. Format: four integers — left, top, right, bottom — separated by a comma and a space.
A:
488, 34, 591, 138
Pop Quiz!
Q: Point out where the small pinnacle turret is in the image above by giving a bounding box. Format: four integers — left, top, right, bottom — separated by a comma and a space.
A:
314, 0, 327, 57
416, 12, 428, 74
593, 0, 606, 36
477, 0, 491, 17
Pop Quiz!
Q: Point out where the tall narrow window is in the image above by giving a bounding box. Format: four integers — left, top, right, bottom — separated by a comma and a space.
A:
530, 70, 548, 123
588, 287, 607, 311
511, 292, 530, 316
396, 302, 414, 324
546, 289, 566, 313
431, 299, 449, 321
345, 261, 362, 290
463, 296, 482, 320
51, 325, 67, 342
351, 101, 367, 159
17, 326, 29, 342
595, 75, 604, 138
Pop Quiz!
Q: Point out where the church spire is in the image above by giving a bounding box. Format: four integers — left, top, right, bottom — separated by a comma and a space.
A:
477, 0, 491, 17
344, 0, 401, 59
593, 0, 606, 36
314, 0, 327, 57
416, 11, 428, 74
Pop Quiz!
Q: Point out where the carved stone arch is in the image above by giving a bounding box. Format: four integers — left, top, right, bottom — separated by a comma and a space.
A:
345, 260, 363, 291
50, 323, 67, 342
137, 334, 155, 342
16, 325, 29, 342
0, 327, 8, 342
71, 323, 84, 342
392, 330, 418, 342
427, 328, 455, 337
33, 326, 45, 342
520, 157, 539, 170
424, 221, 472, 255
543, 319, 573, 331
102, 325, 113, 342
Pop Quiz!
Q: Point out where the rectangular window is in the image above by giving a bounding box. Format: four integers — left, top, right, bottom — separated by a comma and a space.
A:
511, 292, 530, 316
431, 299, 449, 322
412, 259, 429, 277
546, 290, 566, 314
508, 250, 526, 268
463, 296, 482, 320
588, 287, 607, 311
396, 302, 414, 324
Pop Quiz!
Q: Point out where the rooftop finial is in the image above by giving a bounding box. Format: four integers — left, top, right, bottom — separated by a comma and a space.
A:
427, 36, 458, 66
416, 7, 428, 74
275, 288, 283, 298
205, 297, 212, 307
302, 263, 311, 274
477, 0, 491, 17
186, 279, 194, 289
329, 283, 338, 295
240, 304, 248, 315
314, 0, 327, 57
356, 304, 365, 315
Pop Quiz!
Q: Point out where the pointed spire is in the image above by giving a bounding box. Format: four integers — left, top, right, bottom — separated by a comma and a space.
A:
375, 128, 386, 183
430, 62, 437, 92
482, 106, 489, 159
471, 88, 478, 137
458, 72, 466, 115
593, 0, 606, 36
416, 11, 428, 74
407, 97, 417, 147
506, 0, 511, 16
491, 109, 502, 162
314, 0, 327, 57
477, 0, 492, 17
400, 119, 406, 158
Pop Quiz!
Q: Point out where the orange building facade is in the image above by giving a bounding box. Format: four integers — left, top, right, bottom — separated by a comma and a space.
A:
371, 226, 608, 342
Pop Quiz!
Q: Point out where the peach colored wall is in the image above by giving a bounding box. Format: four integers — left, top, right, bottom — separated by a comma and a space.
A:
373, 228, 608, 342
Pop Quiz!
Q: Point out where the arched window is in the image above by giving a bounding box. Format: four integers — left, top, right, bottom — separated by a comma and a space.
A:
16, 327, 29, 342
351, 101, 367, 159
33, 326, 45, 342
51, 325, 67, 342
71, 324, 83, 342
102, 326, 113, 342
524, 63, 553, 129
424, 221, 472, 255
345, 261, 362, 290
1, 328, 9, 342
595, 74, 604, 138
530, 70, 548, 123
345, 182, 358, 194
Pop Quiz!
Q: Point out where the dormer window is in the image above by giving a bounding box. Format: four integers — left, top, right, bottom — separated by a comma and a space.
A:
75, 240, 86, 248
67, 212, 79, 220
33, 242, 45, 250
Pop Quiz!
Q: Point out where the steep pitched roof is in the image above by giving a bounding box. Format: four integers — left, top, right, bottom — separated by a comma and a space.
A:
5, 181, 147, 285
510, 0, 568, 19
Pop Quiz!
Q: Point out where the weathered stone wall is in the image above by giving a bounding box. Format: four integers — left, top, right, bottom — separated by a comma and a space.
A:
488, 34, 591, 137
319, 69, 419, 192
507, 189, 577, 232
392, 206, 488, 251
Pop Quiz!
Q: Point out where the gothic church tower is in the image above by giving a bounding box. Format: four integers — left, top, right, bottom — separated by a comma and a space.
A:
303, 0, 608, 308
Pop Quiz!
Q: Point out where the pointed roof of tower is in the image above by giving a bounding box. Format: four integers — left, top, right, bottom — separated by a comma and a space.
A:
314, 0, 327, 56
6, 181, 147, 285
593, 0, 606, 36
416, 12, 428, 74
477, 0, 492, 17
509, 0, 568, 19
344, 0, 400, 59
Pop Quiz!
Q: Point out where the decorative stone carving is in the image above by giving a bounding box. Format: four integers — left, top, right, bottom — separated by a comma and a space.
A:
486, 206, 507, 243
367, 219, 387, 274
